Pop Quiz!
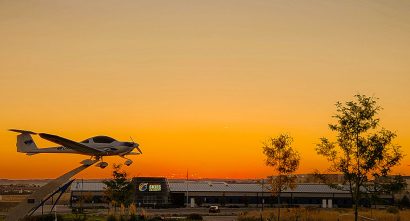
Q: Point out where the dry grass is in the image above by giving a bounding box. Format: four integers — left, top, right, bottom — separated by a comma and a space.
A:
0, 194, 27, 202
238, 208, 410, 221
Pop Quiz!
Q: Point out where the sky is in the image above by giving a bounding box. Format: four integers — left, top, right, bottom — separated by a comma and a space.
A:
0, 0, 409, 179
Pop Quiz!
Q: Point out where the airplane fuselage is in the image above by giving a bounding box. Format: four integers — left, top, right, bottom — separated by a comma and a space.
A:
26, 143, 134, 156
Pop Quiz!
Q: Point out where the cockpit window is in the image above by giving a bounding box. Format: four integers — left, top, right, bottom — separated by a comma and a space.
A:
92, 136, 116, 143
81, 139, 89, 143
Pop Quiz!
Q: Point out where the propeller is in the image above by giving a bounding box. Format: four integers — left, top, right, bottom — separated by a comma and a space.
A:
130, 136, 142, 154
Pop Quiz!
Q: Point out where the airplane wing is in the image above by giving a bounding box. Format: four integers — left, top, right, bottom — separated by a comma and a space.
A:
9, 129, 37, 135
39, 133, 102, 155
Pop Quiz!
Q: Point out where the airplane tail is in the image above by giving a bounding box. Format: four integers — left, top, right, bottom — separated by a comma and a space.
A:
9, 129, 39, 154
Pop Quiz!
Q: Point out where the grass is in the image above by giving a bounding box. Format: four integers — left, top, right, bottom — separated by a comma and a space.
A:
61, 214, 107, 221
60, 214, 202, 221
237, 208, 410, 221
1, 208, 409, 221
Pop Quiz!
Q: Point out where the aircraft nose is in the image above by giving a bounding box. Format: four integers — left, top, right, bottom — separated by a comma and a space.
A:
123, 142, 134, 147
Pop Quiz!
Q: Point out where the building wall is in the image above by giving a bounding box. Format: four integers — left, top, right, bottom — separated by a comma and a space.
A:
133, 177, 170, 208
69, 179, 395, 209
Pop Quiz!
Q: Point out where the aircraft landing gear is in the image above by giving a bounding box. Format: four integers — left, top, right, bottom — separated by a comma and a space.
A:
95, 156, 108, 169
96, 162, 108, 169
124, 159, 133, 166
121, 156, 133, 166
80, 159, 93, 166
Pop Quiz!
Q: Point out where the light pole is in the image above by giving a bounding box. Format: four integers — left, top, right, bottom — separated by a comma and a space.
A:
186, 169, 189, 208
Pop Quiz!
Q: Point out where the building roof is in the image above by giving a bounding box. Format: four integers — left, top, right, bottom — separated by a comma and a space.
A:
71, 179, 349, 194
71, 180, 106, 191
169, 181, 348, 193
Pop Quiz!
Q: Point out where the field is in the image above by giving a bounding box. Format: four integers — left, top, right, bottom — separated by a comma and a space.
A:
1, 207, 410, 221
238, 208, 410, 221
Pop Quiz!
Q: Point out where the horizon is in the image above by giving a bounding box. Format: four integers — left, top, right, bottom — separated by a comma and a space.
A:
2, 173, 410, 181
0, 0, 409, 179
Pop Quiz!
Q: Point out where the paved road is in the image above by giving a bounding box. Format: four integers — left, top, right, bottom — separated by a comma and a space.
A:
203, 216, 237, 221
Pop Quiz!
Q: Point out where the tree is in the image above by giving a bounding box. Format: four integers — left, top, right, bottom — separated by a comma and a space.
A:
262, 134, 300, 221
103, 164, 134, 212
364, 175, 407, 209
384, 175, 407, 196
316, 94, 403, 221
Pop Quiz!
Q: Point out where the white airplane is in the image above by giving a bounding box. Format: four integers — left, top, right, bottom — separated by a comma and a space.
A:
10, 129, 142, 168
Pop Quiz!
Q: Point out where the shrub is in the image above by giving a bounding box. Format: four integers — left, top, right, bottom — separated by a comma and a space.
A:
22, 214, 64, 221
106, 214, 117, 221
237, 217, 259, 221
71, 207, 84, 214
128, 214, 139, 221
399, 195, 410, 208
186, 213, 203, 220
131, 215, 146, 221
72, 214, 87, 221
148, 216, 162, 221
386, 206, 399, 214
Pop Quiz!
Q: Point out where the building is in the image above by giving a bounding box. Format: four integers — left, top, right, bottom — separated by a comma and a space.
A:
70, 177, 394, 209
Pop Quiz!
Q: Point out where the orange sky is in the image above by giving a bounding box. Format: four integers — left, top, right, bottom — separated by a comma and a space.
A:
0, 0, 409, 179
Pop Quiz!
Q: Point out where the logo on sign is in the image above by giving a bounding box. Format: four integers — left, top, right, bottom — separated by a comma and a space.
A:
138, 183, 148, 192
149, 184, 161, 192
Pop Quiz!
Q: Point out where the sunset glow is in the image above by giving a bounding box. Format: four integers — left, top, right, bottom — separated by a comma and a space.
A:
0, 1, 409, 179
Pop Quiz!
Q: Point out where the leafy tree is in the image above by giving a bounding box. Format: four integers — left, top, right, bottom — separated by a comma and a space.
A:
316, 94, 403, 221
103, 164, 134, 212
382, 175, 407, 206
262, 134, 300, 221
364, 175, 407, 208
385, 175, 407, 195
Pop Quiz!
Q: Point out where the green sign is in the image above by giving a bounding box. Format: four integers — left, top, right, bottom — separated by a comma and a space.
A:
149, 184, 161, 191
